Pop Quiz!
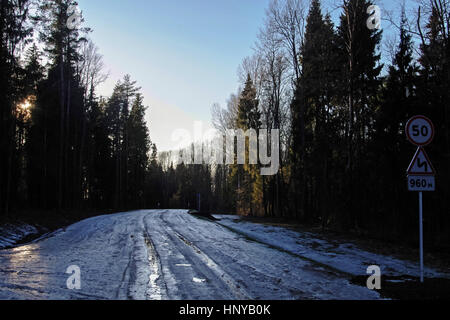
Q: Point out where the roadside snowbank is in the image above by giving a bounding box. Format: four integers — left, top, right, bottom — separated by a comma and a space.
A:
213, 215, 450, 279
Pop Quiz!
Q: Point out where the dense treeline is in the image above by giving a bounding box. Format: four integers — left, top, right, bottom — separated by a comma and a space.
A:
207, 0, 450, 246
1, 0, 450, 247
0, 0, 167, 213
0, 0, 214, 214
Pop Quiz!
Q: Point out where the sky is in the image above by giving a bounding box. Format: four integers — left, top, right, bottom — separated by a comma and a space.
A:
77, 0, 270, 151
76, 0, 415, 152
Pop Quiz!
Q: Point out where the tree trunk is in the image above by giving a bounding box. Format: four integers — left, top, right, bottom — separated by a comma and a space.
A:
58, 58, 65, 210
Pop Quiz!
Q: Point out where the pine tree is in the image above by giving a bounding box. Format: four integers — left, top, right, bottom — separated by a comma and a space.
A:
23, 44, 45, 209
106, 81, 125, 209
232, 75, 262, 216
0, 0, 32, 214
86, 97, 113, 209
31, 0, 88, 209
371, 11, 418, 237
22, 44, 45, 96
120, 75, 141, 208
290, 0, 340, 224
127, 93, 150, 208
101, 75, 144, 209
337, 0, 383, 228
415, 2, 450, 245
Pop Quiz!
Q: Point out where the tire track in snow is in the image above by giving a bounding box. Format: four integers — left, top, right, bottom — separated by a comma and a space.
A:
172, 212, 377, 300
169, 213, 317, 298
158, 213, 252, 300
212, 219, 352, 278
144, 212, 222, 299
115, 238, 134, 299
145, 212, 250, 299
142, 223, 167, 300
115, 215, 156, 300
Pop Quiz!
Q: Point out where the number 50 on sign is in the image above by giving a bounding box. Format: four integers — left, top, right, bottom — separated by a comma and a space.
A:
406, 115, 435, 146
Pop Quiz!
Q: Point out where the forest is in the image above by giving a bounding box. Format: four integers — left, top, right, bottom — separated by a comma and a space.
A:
1, 0, 449, 248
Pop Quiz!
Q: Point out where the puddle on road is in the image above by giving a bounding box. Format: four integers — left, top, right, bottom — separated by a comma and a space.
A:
144, 232, 163, 300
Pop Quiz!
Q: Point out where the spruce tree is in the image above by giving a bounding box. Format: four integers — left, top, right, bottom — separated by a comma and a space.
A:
31, 0, 88, 209
233, 75, 262, 216
416, 3, 450, 244
0, 0, 32, 214
127, 93, 150, 208
371, 11, 418, 236
337, 0, 383, 228
290, 0, 340, 223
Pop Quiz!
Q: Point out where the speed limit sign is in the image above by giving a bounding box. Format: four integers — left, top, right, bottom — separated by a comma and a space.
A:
405, 115, 436, 284
406, 115, 435, 146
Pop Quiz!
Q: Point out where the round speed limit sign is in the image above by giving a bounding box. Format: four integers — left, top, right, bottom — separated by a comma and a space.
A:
406, 115, 435, 146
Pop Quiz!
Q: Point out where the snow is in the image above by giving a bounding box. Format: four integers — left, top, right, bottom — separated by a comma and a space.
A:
0, 210, 388, 300
213, 215, 450, 279
0, 223, 40, 250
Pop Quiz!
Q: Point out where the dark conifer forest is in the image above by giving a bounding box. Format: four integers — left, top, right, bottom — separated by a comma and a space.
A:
1, 0, 450, 248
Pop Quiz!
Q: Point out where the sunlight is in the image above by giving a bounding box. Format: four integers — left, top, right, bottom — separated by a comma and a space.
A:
18, 100, 32, 111
15, 96, 34, 122
3, 244, 49, 289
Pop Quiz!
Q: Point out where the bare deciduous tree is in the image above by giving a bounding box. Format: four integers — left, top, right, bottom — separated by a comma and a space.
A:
78, 40, 109, 100
264, 0, 307, 82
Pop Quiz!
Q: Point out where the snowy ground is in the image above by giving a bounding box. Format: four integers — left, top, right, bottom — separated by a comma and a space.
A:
213, 215, 450, 279
0, 210, 388, 300
0, 223, 41, 250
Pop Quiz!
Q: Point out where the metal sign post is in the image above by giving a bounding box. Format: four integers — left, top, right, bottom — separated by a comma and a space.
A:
405, 115, 435, 284
419, 191, 424, 283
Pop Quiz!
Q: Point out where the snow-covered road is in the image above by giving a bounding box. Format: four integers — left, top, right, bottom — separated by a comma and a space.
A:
0, 210, 381, 300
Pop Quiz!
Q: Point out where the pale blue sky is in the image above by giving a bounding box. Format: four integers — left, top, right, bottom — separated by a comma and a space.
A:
77, 0, 416, 151
78, 0, 272, 150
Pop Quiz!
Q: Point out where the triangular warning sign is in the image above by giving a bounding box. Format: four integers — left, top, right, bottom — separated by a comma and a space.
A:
407, 147, 435, 176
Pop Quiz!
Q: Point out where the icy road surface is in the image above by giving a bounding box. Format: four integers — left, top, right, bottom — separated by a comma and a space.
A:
0, 210, 381, 300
